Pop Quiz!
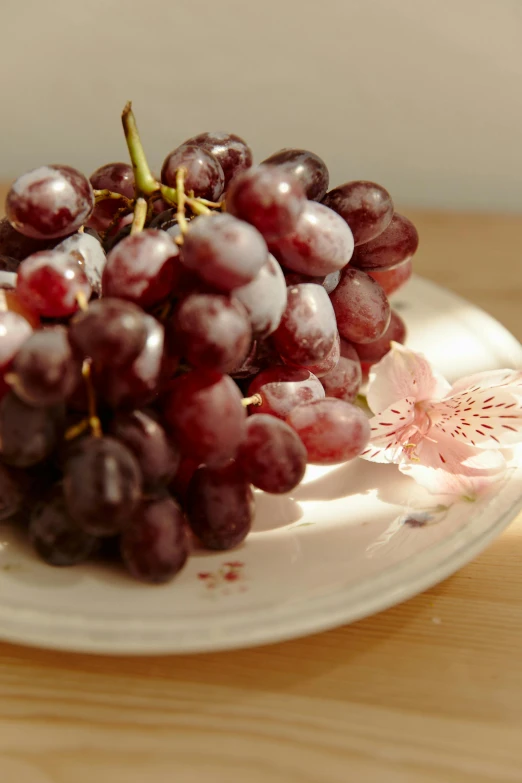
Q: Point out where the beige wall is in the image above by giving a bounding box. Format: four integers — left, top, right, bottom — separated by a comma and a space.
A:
1, 0, 521, 211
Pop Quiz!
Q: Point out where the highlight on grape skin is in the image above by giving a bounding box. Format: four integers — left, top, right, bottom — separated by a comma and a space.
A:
0, 101, 419, 584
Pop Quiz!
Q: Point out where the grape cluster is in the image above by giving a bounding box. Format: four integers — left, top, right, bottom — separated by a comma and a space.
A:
0, 104, 416, 583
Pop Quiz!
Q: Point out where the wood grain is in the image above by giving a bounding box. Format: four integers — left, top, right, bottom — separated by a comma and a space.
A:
1, 189, 522, 782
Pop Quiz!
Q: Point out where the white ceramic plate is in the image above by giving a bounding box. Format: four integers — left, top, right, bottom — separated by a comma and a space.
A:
1, 276, 522, 655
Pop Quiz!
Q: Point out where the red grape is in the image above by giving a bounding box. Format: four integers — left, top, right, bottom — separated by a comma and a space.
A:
352, 310, 407, 364
233, 254, 287, 337
181, 213, 268, 291
87, 162, 135, 232
69, 298, 148, 366
0, 255, 19, 275
186, 461, 254, 550
0, 287, 40, 329
173, 293, 252, 373
0, 464, 23, 522
121, 496, 189, 584
161, 144, 225, 201
273, 283, 337, 366
100, 315, 165, 409
30, 491, 98, 566
368, 258, 413, 296
57, 231, 106, 296
0, 310, 33, 383
226, 165, 306, 241
262, 148, 329, 201
295, 331, 340, 377
9, 326, 80, 406
284, 269, 341, 295
351, 213, 419, 270
247, 366, 325, 419
162, 370, 246, 466
109, 409, 180, 491
102, 229, 178, 308
269, 201, 354, 276
330, 268, 391, 344
16, 248, 91, 318
6, 165, 94, 239
0, 392, 64, 467
320, 341, 362, 403
323, 181, 394, 245
286, 398, 370, 465
183, 131, 253, 188
63, 436, 142, 536
237, 414, 307, 494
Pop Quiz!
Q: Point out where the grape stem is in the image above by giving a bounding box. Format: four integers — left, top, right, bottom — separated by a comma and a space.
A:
175, 167, 188, 236
75, 292, 103, 438
241, 393, 263, 407
93, 189, 134, 208
121, 102, 158, 197
130, 197, 148, 235
82, 360, 102, 438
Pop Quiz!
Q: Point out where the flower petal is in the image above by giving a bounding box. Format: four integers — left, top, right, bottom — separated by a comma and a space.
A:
449, 369, 522, 396
429, 383, 522, 449
360, 397, 416, 464
367, 343, 452, 414
399, 434, 506, 496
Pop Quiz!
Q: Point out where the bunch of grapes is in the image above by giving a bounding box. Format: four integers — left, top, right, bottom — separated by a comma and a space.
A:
0, 103, 417, 583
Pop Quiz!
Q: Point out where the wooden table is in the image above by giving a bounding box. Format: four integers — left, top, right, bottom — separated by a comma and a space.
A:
1, 199, 522, 783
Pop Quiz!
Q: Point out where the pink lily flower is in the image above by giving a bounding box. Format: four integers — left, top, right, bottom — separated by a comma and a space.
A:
360, 343, 522, 497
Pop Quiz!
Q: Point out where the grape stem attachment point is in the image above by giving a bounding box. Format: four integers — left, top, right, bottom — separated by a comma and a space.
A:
241, 393, 263, 407
93, 189, 134, 208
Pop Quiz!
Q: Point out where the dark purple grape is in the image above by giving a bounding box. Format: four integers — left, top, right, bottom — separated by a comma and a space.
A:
286, 398, 370, 465
323, 181, 394, 246
102, 229, 178, 308
69, 298, 148, 366
0, 392, 64, 467
184, 132, 253, 187
248, 366, 325, 419
121, 496, 189, 584
0, 254, 20, 274
330, 268, 391, 344
226, 165, 306, 241
263, 148, 329, 201
16, 248, 92, 318
100, 315, 165, 409
6, 165, 94, 239
149, 208, 181, 234
233, 254, 287, 337
237, 414, 307, 494
269, 201, 354, 276
162, 370, 246, 466
352, 310, 407, 364
161, 144, 225, 201
173, 293, 252, 373
351, 213, 419, 270
87, 162, 135, 233
321, 342, 362, 403
0, 217, 57, 262
109, 409, 180, 490
56, 232, 106, 296
9, 326, 80, 406
30, 492, 98, 566
186, 461, 254, 550
0, 464, 23, 521
181, 213, 268, 291
63, 436, 142, 536
273, 283, 337, 367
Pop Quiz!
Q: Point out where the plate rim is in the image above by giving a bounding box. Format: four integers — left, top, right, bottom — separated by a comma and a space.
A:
1, 276, 521, 655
